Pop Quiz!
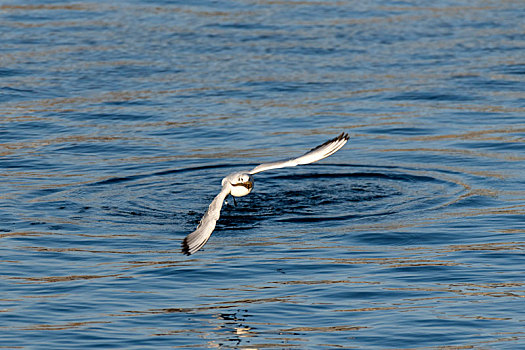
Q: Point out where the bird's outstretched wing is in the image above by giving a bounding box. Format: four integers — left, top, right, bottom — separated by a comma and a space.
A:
249, 132, 349, 175
182, 183, 231, 255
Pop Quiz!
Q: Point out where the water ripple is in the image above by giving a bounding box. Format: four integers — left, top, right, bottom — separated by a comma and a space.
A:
1, 0, 524, 348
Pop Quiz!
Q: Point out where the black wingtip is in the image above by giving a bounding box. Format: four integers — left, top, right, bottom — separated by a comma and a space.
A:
338, 131, 349, 141
307, 131, 349, 153
181, 238, 192, 256
327, 131, 350, 145
333, 131, 349, 142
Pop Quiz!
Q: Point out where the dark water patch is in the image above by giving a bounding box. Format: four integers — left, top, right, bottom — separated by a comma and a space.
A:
452, 73, 523, 91
366, 126, 435, 136
353, 230, 441, 246
267, 170, 443, 184
243, 80, 337, 94
66, 111, 156, 122
277, 210, 397, 224
0, 86, 36, 102
54, 142, 142, 156
0, 68, 28, 77
456, 140, 525, 152
102, 100, 156, 107
387, 91, 475, 102
500, 63, 525, 75
204, 22, 280, 32
90, 163, 240, 186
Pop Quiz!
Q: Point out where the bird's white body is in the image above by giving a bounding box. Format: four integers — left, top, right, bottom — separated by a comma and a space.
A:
222, 172, 254, 197
182, 132, 349, 255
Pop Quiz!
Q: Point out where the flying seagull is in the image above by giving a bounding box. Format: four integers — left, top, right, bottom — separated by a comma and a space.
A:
182, 132, 349, 255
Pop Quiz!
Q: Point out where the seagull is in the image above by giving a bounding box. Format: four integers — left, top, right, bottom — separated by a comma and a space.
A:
182, 132, 349, 255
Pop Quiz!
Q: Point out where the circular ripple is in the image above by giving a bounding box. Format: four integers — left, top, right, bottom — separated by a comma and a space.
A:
52, 163, 466, 247
216, 164, 465, 230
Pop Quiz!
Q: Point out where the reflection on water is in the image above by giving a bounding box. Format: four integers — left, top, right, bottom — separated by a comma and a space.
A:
1, 0, 524, 348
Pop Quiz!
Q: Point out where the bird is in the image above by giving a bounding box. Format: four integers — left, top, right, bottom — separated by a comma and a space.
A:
182, 132, 349, 255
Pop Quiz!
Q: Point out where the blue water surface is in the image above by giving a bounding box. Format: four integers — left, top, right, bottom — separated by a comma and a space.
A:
1, 0, 524, 349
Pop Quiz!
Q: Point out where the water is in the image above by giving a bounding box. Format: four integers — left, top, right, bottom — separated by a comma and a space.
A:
1, 1, 524, 348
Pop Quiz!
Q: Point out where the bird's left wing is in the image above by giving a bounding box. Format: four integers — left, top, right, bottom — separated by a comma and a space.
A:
182, 183, 231, 255
249, 132, 349, 175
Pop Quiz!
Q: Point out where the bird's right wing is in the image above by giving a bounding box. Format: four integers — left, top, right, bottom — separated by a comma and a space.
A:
249, 132, 349, 175
182, 183, 231, 255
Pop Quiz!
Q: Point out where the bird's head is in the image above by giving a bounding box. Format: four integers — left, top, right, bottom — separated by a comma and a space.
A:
223, 172, 254, 197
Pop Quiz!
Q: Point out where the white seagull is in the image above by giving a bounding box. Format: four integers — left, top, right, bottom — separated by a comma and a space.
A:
182, 132, 349, 255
